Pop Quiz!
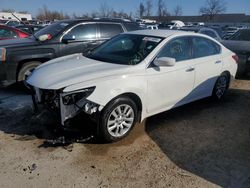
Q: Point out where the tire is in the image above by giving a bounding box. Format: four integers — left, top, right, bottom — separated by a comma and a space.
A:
99, 97, 138, 142
17, 61, 41, 87
212, 74, 229, 100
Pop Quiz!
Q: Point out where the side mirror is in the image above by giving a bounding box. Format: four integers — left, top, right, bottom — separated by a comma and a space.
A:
62, 34, 76, 43
154, 57, 176, 67
38, 34, 52, 42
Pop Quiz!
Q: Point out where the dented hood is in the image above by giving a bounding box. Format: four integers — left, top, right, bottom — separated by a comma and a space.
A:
27, 53, 132, 90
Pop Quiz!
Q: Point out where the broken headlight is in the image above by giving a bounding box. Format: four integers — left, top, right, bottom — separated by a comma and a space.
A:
62, 87, 95, 105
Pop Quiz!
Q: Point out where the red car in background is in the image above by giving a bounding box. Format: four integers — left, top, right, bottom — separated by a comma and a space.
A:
0, 25, 29, 40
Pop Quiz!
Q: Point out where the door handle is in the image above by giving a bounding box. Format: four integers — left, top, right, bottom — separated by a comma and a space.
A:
215, 60, 222, 64
186, 67, 195, 72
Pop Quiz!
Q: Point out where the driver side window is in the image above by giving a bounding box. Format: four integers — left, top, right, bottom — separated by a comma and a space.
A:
157, 37, 192, 62
67, 24, 97, 40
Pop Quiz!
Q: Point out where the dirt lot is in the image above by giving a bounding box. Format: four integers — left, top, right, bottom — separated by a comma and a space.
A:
0, 77, 250, 188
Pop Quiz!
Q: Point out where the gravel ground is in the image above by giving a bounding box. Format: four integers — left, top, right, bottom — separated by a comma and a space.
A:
0, 78, 250, 188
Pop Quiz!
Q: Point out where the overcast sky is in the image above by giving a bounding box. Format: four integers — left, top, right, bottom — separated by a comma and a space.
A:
1, 0, 250, 17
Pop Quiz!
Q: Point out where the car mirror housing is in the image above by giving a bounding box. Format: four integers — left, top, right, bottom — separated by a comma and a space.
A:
38, 34, 52, 42
154, 57, 176, 67
62, 34, 76, 43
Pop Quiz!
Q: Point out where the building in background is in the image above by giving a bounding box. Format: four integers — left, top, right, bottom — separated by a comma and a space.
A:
0, 12, 32, 21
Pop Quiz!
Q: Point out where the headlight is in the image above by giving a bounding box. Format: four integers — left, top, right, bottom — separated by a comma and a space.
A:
0, 48, 6, 62
62, 87, 95, 105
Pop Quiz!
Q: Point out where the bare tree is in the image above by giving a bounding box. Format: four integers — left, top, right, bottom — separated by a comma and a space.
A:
145, 0, 153, 17
157, 0, 164, 17
157, 0, 169, 17
173, 5, 182, 16
99, 2, 113, 18
36, 5, 69, 21
199, 0, 226, 21
137, 2, 145, 18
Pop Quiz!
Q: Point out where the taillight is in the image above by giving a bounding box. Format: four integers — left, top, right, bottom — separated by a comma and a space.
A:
232, 54, 238, 63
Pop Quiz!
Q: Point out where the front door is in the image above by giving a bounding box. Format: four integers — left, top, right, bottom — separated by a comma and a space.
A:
146, 37, 195, 115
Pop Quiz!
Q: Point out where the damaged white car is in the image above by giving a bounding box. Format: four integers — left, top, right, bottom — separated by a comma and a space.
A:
27, 30, 238, 142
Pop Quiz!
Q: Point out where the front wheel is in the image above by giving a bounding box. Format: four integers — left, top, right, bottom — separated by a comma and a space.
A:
99, 97, 138, 142
212, 74, 229, 100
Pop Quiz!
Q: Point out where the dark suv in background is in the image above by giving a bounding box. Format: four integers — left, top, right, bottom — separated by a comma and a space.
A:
0, 19, 139, 86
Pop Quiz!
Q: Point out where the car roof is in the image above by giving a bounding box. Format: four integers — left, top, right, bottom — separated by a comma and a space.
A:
127, 29, 201, 38
57, 18, 136, 24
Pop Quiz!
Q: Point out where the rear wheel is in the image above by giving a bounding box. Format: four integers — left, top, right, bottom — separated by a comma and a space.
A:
99, 97, 138, 142
17, 61, 41, 87
212, 74, 229, 100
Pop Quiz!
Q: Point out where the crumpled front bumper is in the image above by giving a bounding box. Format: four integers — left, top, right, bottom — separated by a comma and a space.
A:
30, 87, 103, 125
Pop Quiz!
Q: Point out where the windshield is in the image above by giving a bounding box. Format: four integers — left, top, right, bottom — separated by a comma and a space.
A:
34, 20, 73, 38
229, 29, 250, 41
86, 34, 163, 65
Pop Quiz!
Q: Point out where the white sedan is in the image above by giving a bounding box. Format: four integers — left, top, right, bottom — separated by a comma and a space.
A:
27, 30, 238, 142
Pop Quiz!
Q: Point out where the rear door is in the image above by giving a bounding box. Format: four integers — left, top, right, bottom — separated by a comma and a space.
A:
191, 36, 223, 98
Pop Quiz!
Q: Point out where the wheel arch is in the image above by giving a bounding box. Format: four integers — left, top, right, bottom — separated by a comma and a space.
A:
16, 58, 51, 81
103, 92, 143, 123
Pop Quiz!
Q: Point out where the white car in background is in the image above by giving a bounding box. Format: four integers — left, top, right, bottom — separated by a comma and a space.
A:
27, 30, 238, 142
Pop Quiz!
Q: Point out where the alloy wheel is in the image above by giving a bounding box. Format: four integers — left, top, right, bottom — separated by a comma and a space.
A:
107, 104, 135, 138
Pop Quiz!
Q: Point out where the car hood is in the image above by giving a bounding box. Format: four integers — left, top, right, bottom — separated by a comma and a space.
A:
27, 53, 134, 90
0, 37, 36, 48
221, 40, 250, 54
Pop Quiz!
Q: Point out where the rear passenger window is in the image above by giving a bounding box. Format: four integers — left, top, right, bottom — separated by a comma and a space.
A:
99, 24, 123, 38
68, 24, 97, 40
192, 37, 221, 58
157, 37, 192, 62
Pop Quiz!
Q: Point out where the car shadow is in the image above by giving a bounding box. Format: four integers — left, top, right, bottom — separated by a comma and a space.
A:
145, 88, 250, 187
236, 73, 250, 81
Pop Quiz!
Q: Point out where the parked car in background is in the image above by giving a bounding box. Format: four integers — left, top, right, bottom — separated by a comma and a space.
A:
142, 24, 158, 30
28, 19, 44, 25
167, 20, 185, 29
15, 24, 44, 34
180, 27, 221, 41
223, 27, 239, 39
0, 19, 139, 86
0, 25, 29, 40
27, 30, 238, 142
0, 19, 21, 27
222, 29, 250, 77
